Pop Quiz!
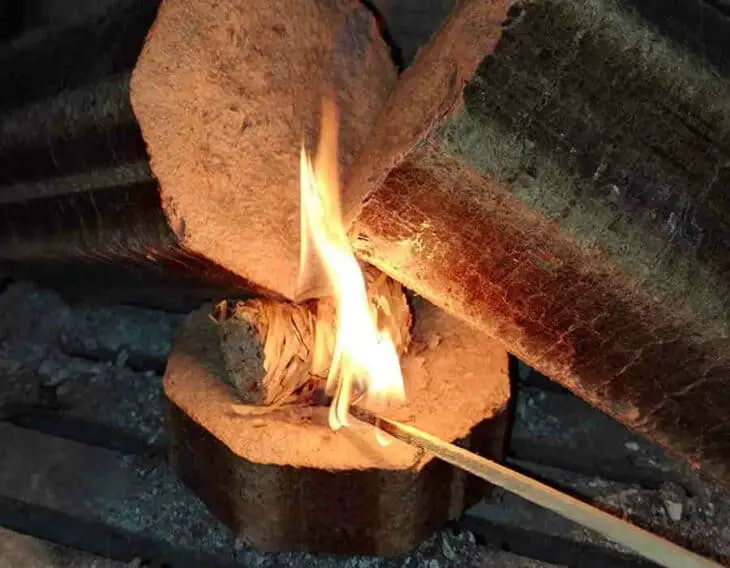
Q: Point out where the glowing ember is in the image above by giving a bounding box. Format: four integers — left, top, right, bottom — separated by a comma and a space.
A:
298, 98, 405, 432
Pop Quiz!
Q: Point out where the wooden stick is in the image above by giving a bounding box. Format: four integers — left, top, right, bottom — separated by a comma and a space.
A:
354, 411, 723, 568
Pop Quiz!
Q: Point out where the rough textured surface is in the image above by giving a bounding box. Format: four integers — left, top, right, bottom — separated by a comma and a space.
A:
342, 0, 511, 219
0, 0, 259, 307
164, 297, 509, 554
166, 297, 509, 470
217, 299, 313, 405
131, 0, 397, 300
217, 267, 411, 405
468, 461, 730, 566
168, 402, 502, 556
348, 0, 730, 484
0, 419, 558, 568
59, 304, 182, 373
3, 281, 730, 566
0, 281, 177, 446
510, 387, 696, 488
0, 421, 246, 564
0, 0, 458, 308
0, 0, 463, 308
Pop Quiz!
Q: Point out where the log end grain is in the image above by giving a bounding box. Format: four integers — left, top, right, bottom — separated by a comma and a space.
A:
166, 298, 508, 470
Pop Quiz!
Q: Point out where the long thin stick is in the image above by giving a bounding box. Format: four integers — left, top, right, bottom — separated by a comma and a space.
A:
355, 411, 722, 568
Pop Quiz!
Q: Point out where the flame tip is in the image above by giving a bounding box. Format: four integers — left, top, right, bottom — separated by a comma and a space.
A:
299, 97, 405, 439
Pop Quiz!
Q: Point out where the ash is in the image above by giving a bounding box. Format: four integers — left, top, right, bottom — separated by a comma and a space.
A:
238, 531, 557, 568
0, 281, 555, 567
0, 281, 177, 445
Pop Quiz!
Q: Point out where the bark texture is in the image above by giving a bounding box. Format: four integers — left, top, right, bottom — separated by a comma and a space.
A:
131, 0, 397, 301
164, 298, 510, 555
347, 0, 730, 483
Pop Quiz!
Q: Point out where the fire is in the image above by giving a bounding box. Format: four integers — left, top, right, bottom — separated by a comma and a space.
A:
298, 98, 405, 432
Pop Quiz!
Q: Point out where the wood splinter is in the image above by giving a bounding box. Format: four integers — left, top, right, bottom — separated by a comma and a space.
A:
214, 266, 411, 407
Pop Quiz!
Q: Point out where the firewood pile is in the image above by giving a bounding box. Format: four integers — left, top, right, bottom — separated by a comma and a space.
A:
1, 0, 729, 488
0, 0, 729, 565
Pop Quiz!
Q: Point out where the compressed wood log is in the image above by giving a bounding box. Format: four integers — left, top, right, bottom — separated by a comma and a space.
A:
216, 299, 316, 406
0, 0, 395, 306
344, 0, 730, 484
0, 0, 265, 307
215, 266, 411, 405
164, 297, 510, 555
131, 0, 397, 301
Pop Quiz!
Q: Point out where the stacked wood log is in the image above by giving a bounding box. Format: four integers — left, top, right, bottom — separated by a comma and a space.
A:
131, 0, 730, 487
342, 0, 730, 485
130, 0, 397, 300
164, 295, 510, 555
0, 0, 395, 306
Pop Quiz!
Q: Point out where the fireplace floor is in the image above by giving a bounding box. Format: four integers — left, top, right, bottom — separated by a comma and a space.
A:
0, 279, 728, 567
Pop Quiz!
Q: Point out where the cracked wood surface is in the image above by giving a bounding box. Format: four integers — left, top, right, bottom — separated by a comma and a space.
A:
348, 0, 730, 484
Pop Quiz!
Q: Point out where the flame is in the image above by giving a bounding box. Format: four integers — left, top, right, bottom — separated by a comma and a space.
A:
298, 98, 405, 432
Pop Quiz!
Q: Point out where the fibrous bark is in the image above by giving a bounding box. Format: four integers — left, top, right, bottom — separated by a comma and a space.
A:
164, 298, 510, 555
345, 0, 730, 483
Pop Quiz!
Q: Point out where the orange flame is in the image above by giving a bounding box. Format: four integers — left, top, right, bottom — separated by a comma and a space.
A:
298, 98, 405, 432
